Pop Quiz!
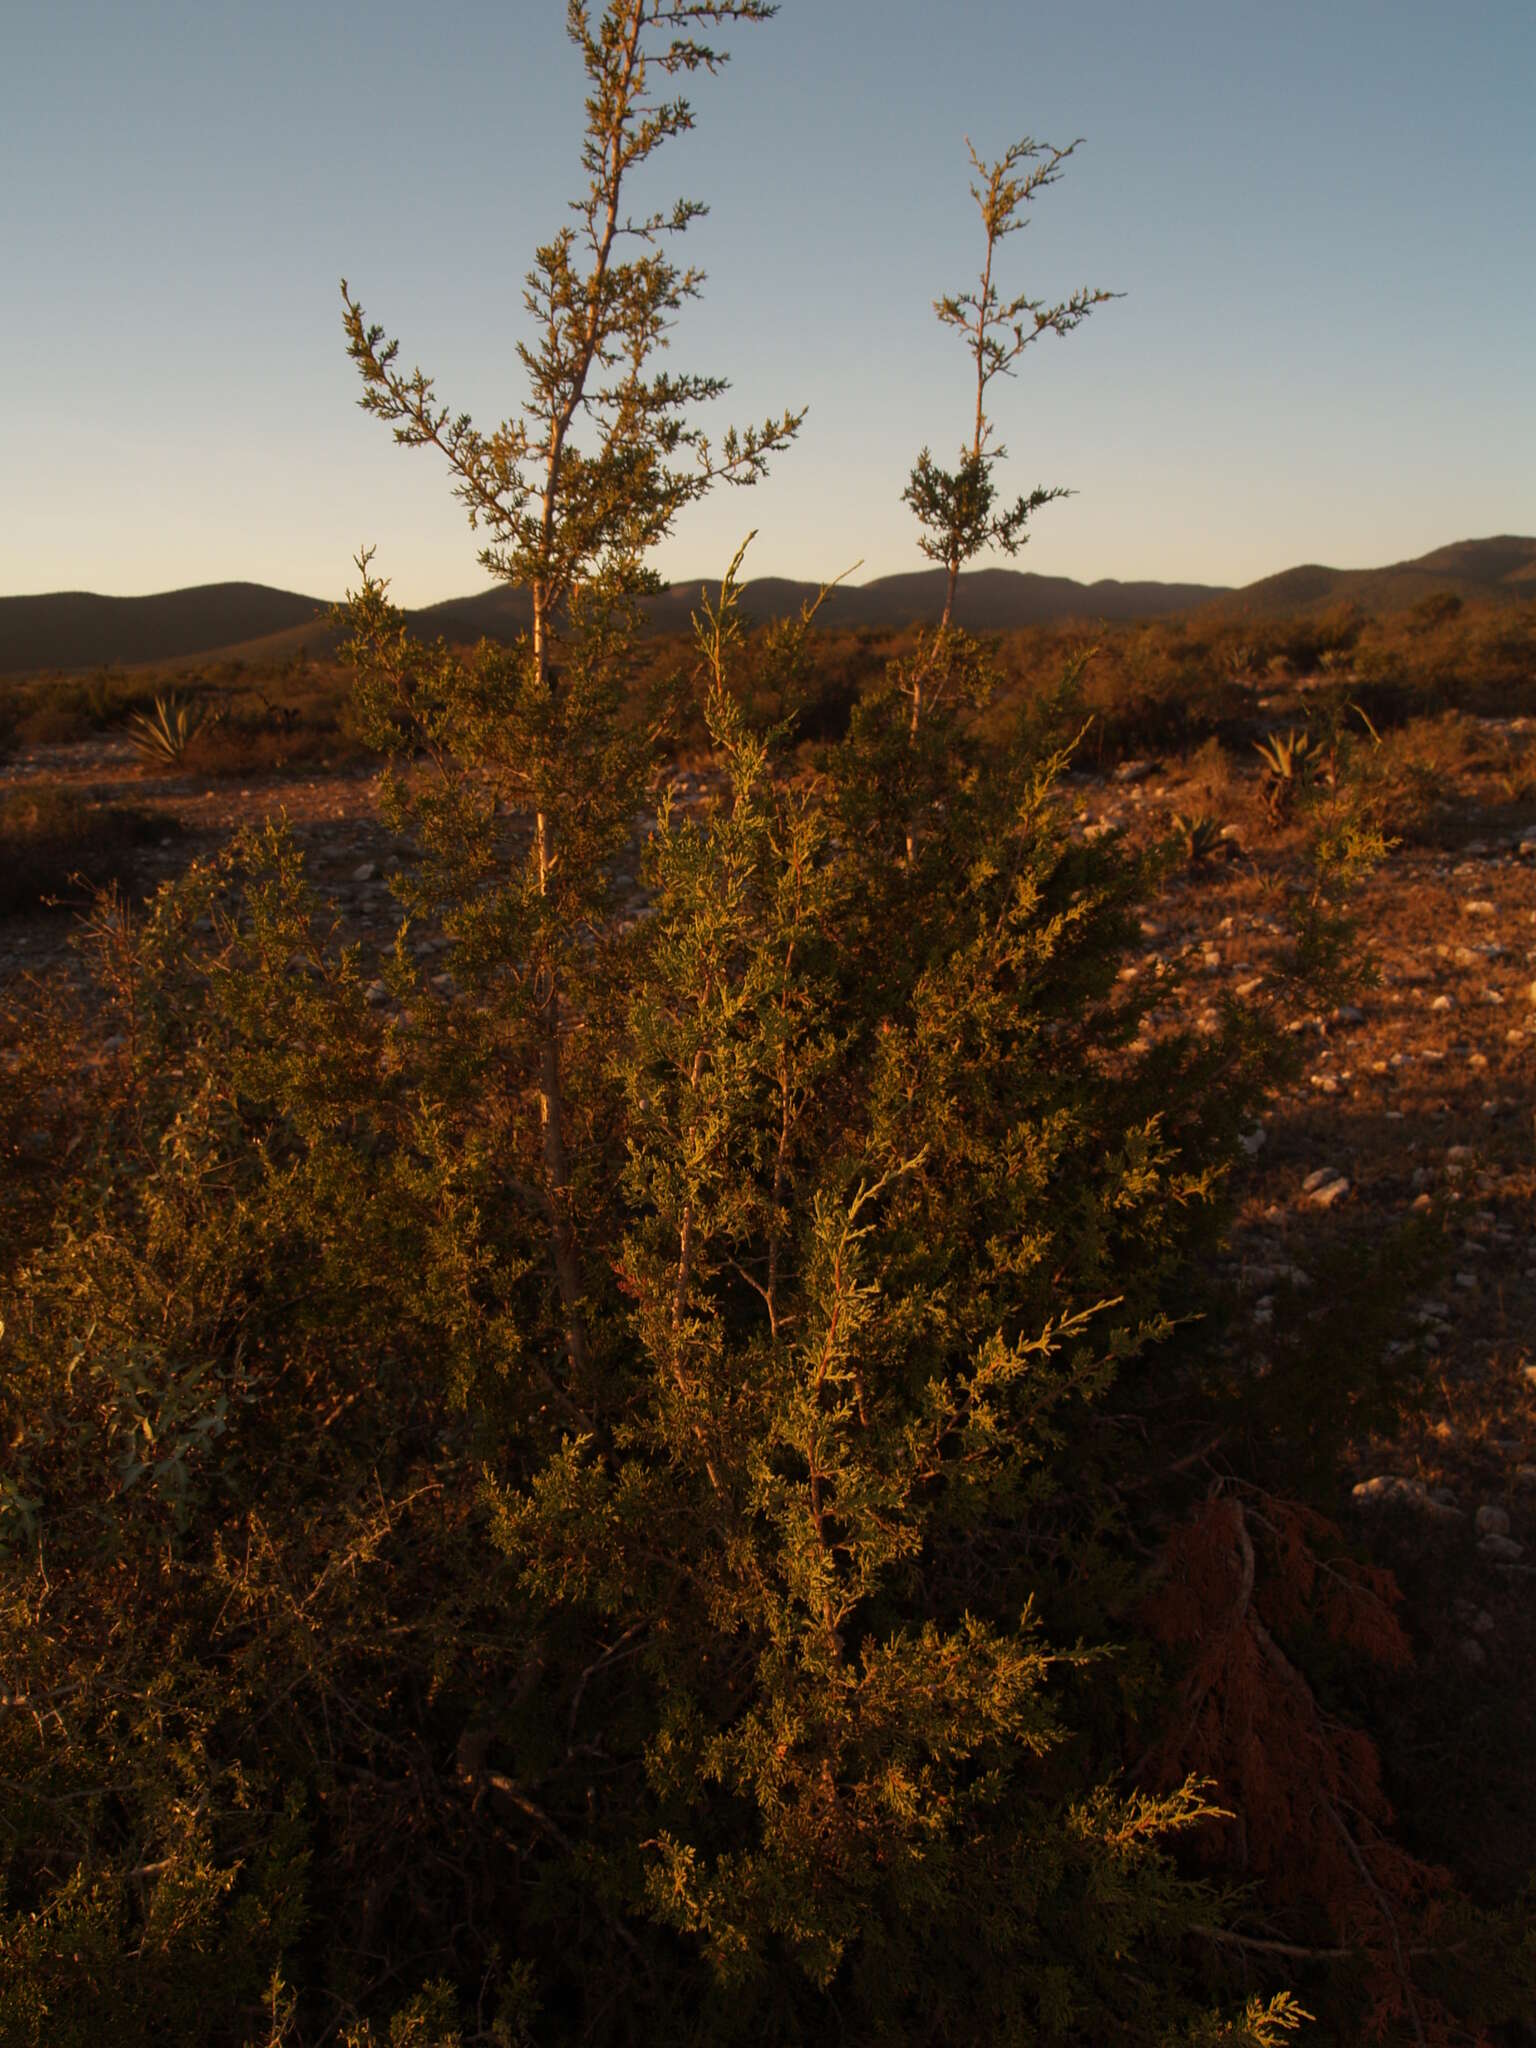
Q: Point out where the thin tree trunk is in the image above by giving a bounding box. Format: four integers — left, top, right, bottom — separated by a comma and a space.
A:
532, 591, 588, 1381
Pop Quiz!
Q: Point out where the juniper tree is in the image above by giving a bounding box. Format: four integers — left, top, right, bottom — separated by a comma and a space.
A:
341, 0, 801, 1378
2, 7, 1487, 2044
902, 136, 1118, 737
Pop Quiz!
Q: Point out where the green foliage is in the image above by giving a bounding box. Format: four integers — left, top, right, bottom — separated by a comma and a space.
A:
900, 136, 1116, 746
903, 138, 1117, 624
0, 576, 1293, 2043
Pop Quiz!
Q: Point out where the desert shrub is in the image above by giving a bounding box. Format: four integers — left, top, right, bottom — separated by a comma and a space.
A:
183, 710, 357, 779
11, 689, 98, 746
1352, 598, 1536, 717
8, 668, 172, 746
0, 662, 361, 771
1342, 709, 1536, 843
1071, 624, 1253, 760
0, 782, 173, 915
0, 584, 1306, 2044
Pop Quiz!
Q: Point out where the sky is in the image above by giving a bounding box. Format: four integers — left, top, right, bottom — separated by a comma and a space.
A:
4, 0, 1534, 605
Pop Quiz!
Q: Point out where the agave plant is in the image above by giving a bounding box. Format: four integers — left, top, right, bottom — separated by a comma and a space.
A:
126, 693, 210, 770
1223, 642, 1260, 686
1253, 725, 1314, 815
1170, 810, 1225, 868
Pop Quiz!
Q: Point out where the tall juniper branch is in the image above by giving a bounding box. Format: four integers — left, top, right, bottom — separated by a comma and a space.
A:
340, 1, 802, 1377
902, 135, 1120, 738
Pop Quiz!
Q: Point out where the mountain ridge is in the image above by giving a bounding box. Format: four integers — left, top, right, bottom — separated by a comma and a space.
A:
3, 537, 1531, 675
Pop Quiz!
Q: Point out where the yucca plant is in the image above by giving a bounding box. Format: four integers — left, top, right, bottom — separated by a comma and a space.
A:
125, 692, 211, 770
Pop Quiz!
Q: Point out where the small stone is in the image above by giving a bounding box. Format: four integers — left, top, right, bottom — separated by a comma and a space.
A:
364, 980, 391, 1007
1114, 759, 1154, 784
1239, 1126, 1268, 1156
1333, 1004, 1365, 1026
1430, 994, 1455, 1012
1352, 1476, 1400, 1504
1351, 1474, 1461, 1521
1513, 1465, 1536, 1490
352, 861, 379, 883
1479, 1533, 1526, 1562
1476, 1504, 1512, 1538
1462, 900, 1496, 917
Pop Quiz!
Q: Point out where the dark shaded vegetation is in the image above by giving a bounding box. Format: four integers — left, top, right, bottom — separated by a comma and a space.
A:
0, 784, 176, 916
0, 653, 367, 777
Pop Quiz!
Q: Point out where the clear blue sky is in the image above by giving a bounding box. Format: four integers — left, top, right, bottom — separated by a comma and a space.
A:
5, 0, 1533, 604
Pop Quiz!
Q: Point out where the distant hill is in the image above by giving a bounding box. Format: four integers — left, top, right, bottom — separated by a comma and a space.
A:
4, 538, 1532, 674
1201, 534, 1536, 622
0, 582, 329, 675
411, 567, 1230, 643
0, 568, 1226, 674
